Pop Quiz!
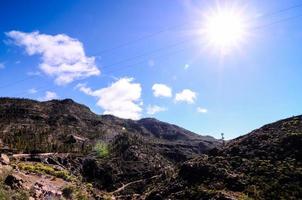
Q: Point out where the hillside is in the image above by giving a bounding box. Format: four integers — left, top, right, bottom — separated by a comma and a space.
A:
0, 98, 301, 199
223, 115, 302, 161
156, 115, 302, 199
0, 97, 219, 160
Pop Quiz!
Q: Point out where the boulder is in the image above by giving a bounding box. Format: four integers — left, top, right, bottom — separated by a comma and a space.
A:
0, 153, 10, 165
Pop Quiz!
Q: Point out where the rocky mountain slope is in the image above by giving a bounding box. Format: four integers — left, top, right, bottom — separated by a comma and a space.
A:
223, 115, 302, 161
0, 98, 301, 200
0, 97, 218, 160
155, 115, 302, 199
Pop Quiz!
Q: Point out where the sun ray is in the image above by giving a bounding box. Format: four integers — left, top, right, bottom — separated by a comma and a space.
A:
200, 4, 249, 56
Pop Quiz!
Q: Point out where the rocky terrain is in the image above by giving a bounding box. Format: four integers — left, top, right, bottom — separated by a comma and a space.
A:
0, 98, 218, 158
0, 98, 301, 199
151, 115, 302, 199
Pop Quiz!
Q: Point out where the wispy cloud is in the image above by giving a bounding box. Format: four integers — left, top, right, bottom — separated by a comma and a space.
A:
184, 64, 189, 70
147, 105, 167, 115
77, 77, 142, 120
39, 91, 58, 101
175, 89, 197, 104
6, 31, 100, 85
197, 107, 208, 113
152, 83, 172, 98
0, 63, 5, 69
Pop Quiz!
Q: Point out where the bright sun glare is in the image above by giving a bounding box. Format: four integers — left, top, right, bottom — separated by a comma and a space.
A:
202, 6, 248, 55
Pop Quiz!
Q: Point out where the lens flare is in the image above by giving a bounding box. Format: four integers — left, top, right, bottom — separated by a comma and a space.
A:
201, 5, 248, 55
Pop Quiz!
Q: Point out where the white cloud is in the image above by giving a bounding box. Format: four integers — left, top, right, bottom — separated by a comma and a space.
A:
175, 89, 197, 104
197, 107, 208, 113
28, 88, 38, 94
77, 77, 142, 120
184, 64, 189, 70
6, 31, 100, 85
147, 105, 167, 115
0, 63, 5, 69
152, 83, 172, 98
39, 91, 58, 101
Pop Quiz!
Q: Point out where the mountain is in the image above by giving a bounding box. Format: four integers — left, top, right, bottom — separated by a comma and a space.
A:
159, 115, 302, 199
223, 115, 302, 161
0, 98, 301, 200
0, 97, 221, 199
0, 97, 219, 159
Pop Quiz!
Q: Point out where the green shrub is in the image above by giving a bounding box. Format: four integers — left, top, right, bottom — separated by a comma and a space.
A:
62, 185, 90, 200
17, 162, 73, 181
94, 141, 109, 158
0, 188, 9, 200
0, 183, 29, 200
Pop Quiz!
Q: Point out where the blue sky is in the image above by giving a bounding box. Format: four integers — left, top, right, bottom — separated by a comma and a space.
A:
0, 0, 302, 139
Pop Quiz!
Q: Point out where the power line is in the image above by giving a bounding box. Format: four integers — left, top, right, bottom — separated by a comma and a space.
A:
94, 2, 302, 55
95, 23, 188, 55
98, 15, 302, 74
101, 38, 192, 70
7, 45, 195, 97
2, 3, 302, 93
0, 38, 192, 90
96, 2, 302, 71
104, 43, 195, 74
4, 12, 302, 96
253, 13, 302, 30
102, 13, 302, 73
258, 2, 302, 19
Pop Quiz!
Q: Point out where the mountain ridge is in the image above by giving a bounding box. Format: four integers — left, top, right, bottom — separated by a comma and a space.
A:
0, 97, 217, 139
0, 97, 219, 159
0, 97, 301, 199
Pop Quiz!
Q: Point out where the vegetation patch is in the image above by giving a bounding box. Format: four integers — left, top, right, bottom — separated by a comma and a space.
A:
94, 141, 110, 158
17, 162, 73, 181
0, 185, 29, 200
62, 185, 90, 200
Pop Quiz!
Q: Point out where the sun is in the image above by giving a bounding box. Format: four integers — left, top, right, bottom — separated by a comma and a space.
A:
201, 5, 248, 55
